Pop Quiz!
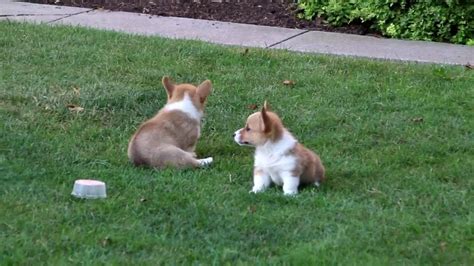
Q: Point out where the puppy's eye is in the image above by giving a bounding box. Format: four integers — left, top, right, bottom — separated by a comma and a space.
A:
245, 127, 251, 132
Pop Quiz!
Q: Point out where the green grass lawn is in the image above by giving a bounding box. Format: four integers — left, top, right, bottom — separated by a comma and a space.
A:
1, 21, 473, 265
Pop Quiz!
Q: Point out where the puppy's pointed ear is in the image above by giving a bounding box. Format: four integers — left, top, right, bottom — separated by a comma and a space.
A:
162, 76, 174, 99
261, 101, 272, 134
263, 100, 271, 111
197, 80, 212, 103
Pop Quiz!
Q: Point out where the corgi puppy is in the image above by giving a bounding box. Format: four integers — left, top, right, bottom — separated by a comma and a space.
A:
128, 76, 213, 169
233, 101, 325, 195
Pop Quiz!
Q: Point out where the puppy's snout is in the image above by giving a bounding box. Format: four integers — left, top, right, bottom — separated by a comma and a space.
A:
233, 130, 242, 145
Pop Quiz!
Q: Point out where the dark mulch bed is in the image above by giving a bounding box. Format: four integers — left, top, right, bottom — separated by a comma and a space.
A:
26, 0, 376, 36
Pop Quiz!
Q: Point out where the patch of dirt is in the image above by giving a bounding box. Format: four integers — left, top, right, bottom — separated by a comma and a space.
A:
26, 0, 376, 36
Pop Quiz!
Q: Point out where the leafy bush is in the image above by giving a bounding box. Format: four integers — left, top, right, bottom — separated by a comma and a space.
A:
298, 0, 474, 44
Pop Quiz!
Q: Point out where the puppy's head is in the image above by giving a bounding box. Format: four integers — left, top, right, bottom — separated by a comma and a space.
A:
233, 101, 284, 147
162, 76, 212, 111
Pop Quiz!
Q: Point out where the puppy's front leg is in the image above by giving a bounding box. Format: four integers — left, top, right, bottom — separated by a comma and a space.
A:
251, 168, 271, 193
282, 172, 299, 195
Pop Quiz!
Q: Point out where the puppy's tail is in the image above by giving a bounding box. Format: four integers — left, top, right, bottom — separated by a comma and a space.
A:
314, 157, 325, 186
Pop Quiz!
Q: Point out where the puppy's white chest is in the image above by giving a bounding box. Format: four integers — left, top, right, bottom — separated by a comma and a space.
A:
255, 152, 294, 169
255, 152, 296, 185
253, 132, 298, 186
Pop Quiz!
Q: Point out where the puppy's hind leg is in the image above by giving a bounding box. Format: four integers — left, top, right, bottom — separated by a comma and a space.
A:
197, 157, 213, 167
150, 145, 211, 169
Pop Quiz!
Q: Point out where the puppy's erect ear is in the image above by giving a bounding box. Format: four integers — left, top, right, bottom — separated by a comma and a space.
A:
162, 76, 174, 99
261, 100, 272, 134
197, 80, 212, 103
263, 100, 271, 111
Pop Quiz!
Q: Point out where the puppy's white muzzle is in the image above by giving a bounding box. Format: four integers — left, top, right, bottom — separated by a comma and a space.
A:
233, 129, 252, 146
233, 130, 243, 145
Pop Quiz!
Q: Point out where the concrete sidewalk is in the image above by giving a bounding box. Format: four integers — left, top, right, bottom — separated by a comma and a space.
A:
1, 1, 473, 65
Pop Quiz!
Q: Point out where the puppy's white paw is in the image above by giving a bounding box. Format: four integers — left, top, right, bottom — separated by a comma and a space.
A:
197, 157, 213, 167
249, 186, 265, 194
283, 190, 298, 196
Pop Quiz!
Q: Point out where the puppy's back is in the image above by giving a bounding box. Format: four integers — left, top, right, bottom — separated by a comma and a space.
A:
292, 143, 325, 185
128, 110, 200, 167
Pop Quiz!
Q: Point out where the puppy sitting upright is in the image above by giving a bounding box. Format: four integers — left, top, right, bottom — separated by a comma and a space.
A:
233, 101, 325, 195
128, 76, 213, 169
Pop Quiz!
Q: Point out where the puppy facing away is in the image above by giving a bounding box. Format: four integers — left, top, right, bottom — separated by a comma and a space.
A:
233, 102, 325, 195
128, 76, 213, 169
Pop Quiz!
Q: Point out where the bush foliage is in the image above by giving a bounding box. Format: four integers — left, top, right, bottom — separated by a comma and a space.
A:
298, 0, 474, 44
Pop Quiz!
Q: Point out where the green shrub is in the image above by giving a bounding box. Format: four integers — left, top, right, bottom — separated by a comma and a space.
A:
298, 0, 474, 44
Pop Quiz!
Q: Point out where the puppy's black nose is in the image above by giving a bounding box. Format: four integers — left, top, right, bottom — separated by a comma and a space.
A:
232, 133, 236, 137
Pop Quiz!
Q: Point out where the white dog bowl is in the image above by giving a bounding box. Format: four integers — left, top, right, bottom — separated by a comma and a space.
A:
71, 179, 107, 199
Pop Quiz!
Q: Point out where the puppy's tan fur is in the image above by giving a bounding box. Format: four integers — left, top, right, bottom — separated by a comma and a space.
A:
234, 102, 325, 194
128, 77, 212, 169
